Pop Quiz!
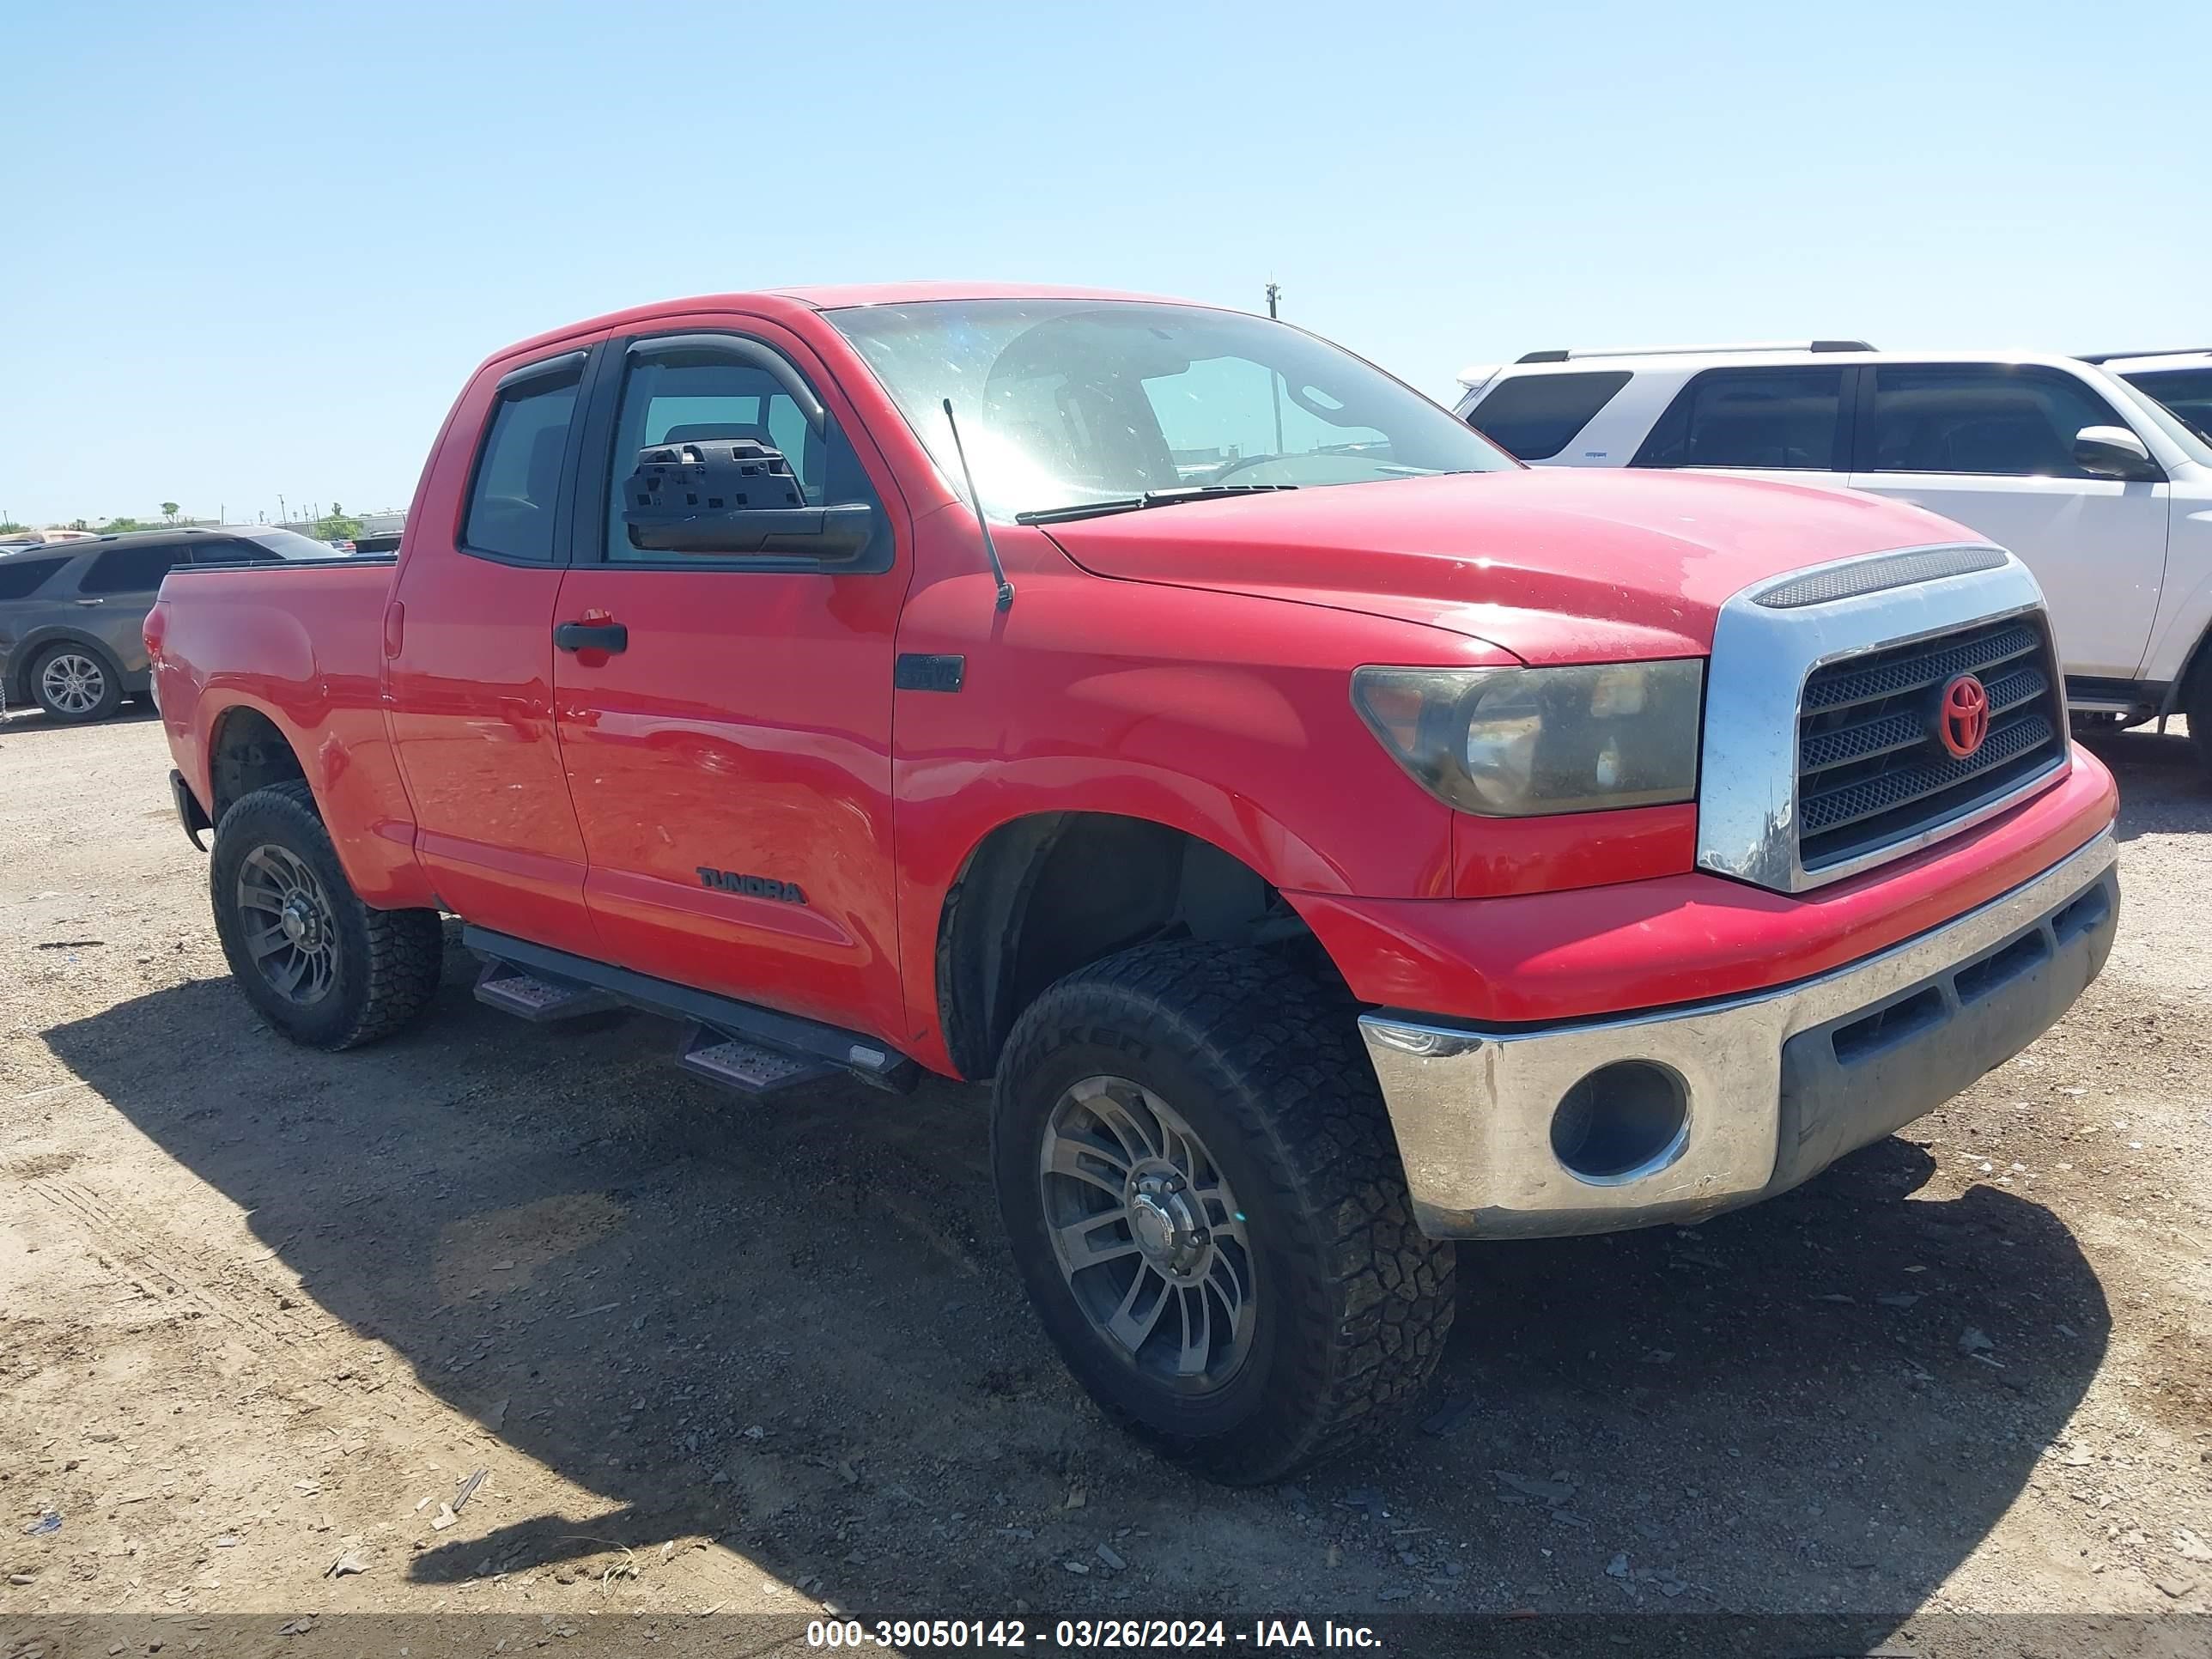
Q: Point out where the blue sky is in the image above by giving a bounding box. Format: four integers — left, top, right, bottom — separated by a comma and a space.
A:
0, 0, 2203, 527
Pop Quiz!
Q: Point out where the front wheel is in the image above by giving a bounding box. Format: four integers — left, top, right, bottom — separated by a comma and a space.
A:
210, 781, 444, 1049
992, 943, 1455, 1484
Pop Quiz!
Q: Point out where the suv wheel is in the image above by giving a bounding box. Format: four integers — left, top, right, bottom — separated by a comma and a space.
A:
993, 942, 1455, 1483
210, 780, 444, 1049
32, 644, 120, 722
2185, 659, 2212, 777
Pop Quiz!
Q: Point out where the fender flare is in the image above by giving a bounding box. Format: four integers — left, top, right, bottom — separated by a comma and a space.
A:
10, 629, 128, 706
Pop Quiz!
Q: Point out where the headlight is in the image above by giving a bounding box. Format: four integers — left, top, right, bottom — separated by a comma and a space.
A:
1352, 660, 1705, 817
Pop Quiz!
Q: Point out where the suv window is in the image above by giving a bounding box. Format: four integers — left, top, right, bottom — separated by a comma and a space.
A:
600, 339, 882, 565
79, 543, 190, 594
184, 537, 269, 564
2122, 366, 2212, 443
0, 556, 70, 600
1866, 365, 2128, 478
1468, 371, 1632, 460
1632, 368, 1845, 470
462, 366, 582, 562
239, 527, 344, 560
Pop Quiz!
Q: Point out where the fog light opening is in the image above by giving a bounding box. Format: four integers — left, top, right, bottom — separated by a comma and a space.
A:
1550, 1060, 1689, 1183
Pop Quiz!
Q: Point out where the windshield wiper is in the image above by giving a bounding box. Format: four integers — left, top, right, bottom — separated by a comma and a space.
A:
1014, 483, 1297, 526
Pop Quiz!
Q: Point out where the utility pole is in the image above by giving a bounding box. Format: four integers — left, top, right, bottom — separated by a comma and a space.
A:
1265, 281, 1281, 319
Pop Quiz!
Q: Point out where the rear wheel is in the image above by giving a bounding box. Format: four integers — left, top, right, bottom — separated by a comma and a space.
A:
2185, 661, 2212, 777
32, 644, 120, 723
210, 780, 443, 1049
992, 942, 1455, 1483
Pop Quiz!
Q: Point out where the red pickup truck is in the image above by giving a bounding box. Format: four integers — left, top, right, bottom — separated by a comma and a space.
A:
147, 283, 2119, 1482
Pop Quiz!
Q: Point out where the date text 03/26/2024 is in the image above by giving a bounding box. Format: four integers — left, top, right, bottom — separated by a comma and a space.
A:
805, 1619, 1382, 1650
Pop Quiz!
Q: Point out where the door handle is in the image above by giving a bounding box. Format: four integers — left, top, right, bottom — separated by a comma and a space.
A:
554, 620, 628, 653
75, 598, 106, 606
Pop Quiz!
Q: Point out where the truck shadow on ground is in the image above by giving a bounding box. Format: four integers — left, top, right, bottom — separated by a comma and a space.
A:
47, 952, 2111, 1621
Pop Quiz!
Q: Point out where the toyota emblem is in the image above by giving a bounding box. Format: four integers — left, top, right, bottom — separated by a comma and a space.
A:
1937, 673, 1990, 758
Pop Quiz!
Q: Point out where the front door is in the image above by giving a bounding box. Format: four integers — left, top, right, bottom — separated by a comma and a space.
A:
550, 320, 911, 1042
1848, 362, 2170, 679
386, 345, 601, 956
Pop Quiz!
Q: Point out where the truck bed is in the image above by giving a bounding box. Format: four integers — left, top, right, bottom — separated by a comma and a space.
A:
149, 554, 415, 904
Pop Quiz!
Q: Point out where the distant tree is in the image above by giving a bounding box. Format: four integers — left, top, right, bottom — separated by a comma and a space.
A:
103, 517, 149, 533
160, 501, 179, 524
0, 520, 25, 536
313, 505, 365, 542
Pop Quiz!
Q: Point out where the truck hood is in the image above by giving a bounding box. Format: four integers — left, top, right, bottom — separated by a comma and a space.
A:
1040, 467, 1975, 664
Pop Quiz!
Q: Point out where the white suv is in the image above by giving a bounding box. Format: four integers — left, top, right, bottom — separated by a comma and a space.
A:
1453, 343, 2212, 766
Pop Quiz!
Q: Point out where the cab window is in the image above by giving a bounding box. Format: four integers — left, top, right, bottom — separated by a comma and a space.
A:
462, 366, 582, 562
599, 337, 884, 567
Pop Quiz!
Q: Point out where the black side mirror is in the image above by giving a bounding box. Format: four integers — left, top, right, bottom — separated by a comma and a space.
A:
620, 440, 875, 559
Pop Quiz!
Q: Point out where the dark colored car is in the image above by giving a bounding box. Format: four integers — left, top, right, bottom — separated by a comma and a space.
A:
0, 527, 338, 722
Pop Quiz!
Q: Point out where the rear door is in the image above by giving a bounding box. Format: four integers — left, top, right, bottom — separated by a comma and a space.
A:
384, 343, 602, 956
549, 319, 911, 1040
1628, 364, 1855, 489
74, 539, 195, 679
1847, 363, 2169, 678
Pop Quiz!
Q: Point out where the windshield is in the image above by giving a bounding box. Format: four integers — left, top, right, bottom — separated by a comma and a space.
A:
825, 300, 1513, 520
246, 527, 349, 559
2119, 366, 2212, 452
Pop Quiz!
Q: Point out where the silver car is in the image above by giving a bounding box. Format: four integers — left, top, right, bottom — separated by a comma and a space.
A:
0, 528, 338, 722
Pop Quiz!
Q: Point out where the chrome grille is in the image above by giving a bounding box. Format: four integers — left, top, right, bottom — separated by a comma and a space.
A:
1796, 616, 2064, 872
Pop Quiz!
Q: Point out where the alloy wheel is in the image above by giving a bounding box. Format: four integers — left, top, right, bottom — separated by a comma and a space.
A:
1037, 1074, 1257, 1391
40, 652, 106, 716
234, 844, 340, 1005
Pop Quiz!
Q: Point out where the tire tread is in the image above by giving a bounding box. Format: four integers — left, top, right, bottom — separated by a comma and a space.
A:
214, 780, 442, 1050
994, 941, 1455, 1482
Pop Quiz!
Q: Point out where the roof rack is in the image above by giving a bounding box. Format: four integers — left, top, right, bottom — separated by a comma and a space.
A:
2078, 348, 2212, 365
1514, 340, 1875, 364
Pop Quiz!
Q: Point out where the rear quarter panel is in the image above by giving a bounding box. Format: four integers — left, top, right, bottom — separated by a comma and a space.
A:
150, 561, 430, 907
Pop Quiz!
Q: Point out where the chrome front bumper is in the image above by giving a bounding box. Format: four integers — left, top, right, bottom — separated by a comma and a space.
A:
1360, 830, 2119, 1239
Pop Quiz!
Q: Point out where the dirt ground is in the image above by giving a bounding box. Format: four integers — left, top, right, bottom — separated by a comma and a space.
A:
3, 708, 2209, 1653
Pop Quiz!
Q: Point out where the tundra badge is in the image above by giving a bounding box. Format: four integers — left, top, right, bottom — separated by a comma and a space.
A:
696, 867, 808, 904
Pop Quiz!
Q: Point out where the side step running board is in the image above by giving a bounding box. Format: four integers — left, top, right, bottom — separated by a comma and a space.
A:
461, 925, 919, 1096
475, 958, 622, 1022
676, 1023, 836, 1096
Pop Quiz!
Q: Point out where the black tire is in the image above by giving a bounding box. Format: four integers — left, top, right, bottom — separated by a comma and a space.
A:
2185, 660, 2212, 777
210, 780, 443, 1050
992, 941, 1455, 1484
30, 642, 122, 723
